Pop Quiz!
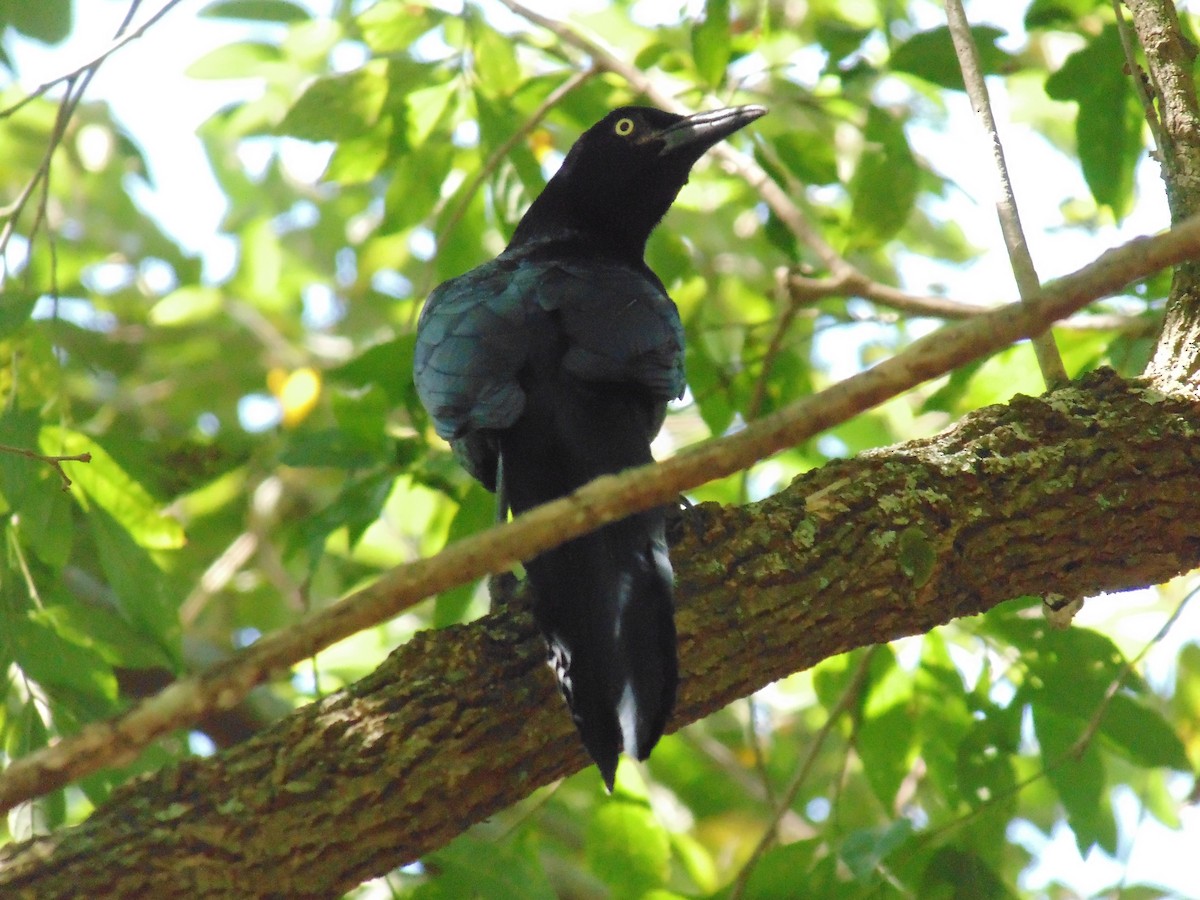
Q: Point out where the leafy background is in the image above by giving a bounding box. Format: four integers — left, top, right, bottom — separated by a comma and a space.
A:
2, 0, 1198, 896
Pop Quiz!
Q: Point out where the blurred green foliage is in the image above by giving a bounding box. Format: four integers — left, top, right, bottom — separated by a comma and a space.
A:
0, 0, 1195, 896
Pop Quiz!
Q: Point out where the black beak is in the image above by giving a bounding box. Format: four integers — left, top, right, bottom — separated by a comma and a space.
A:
656, 105, 767, 157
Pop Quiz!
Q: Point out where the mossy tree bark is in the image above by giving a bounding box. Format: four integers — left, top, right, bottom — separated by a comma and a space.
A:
1, 369, 1199, 897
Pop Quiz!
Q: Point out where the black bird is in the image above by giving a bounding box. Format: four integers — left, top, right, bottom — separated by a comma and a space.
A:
413, 104, 766, 789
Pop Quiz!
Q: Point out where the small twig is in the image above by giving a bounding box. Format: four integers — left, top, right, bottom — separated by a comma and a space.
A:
784, 268, 1161, 333
0, 444, 91, 490
944, 0, 1069, 388
744, 696, 780, 812
436, 66, 596, 247
1069, 584, 1197, 758
729, 650, 876, 900
1112, 0, 1165, 157
0, 0, 181, 122
0, 0, 184, 274
497, 0, 851, 277
918, 586, 1198, 850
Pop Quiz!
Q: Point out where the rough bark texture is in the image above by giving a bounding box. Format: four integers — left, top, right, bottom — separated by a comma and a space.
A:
1126, 0, 1200, 382
2, 368, 1199, 897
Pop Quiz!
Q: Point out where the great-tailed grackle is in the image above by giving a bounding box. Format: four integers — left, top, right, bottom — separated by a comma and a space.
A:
414, 104, 766, 788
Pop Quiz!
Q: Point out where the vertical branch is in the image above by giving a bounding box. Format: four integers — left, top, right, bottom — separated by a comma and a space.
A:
1123, 0, 1200, 388
944, 0, 1068, 388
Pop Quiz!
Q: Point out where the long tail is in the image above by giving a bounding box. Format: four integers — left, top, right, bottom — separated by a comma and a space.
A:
498, 377, 677, 790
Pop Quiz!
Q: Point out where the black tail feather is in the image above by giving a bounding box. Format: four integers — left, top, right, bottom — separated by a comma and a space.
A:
498, 373, 678, 789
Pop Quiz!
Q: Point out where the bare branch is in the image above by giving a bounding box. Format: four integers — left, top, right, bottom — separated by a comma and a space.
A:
436, 66, 596, 246
944, 0, 1068, 387
0, 444, 91, 490
783, 268, 1160, 333
0, 0, 185, 121
730, 650, 876, 900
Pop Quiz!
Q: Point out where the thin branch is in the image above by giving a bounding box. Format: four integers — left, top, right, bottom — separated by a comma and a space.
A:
944, 0, 1069, 387
0, 0, 183, 121
1, 211, 1198, 815
784, 268, 1161, 333
1, 0, 185, 278
918, 586, 1199, 851
495, 0, 851, 277
0, 444, 91, 490
729, 650, 875, 900
436, 66, 596, 246
1112, 0, 1165, 158
1069, 584, 1197, 758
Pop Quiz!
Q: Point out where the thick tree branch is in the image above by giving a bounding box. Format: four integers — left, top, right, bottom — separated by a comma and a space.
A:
2, 213, 1199, 818
2, 368, 1198, 895
1125, 0, 1200, 383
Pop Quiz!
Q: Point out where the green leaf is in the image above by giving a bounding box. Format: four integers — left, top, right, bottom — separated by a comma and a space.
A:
328, 335, 417, 406
957, 717, 1017, 810
891, 26, 1015, 91
857, 648, 915, 807
358, 0, 439, 54
1025, 0, 1107, 30
839, 819, 914, 882
1045, 26, 1143, 217
0, 289, 38, 339
0, 408, 74, 570
279, 64, 389, 142
11, 467, 72, 570
691, 0, 731, 87
586, 799, 671, 896
814, 19, 872, 66
291, 470, 395, 572
406, 80, 458, 147
12, 611, 118, 706
921, 847, 1013, 900
200, 0, 310, 22
279, 427, 384, 469
40, 426, 185, 550
89, 508, 181, 661
470, 19, 521, 97
324, 125, 390, 183
1033, 706, 1117, 854
2, 0, 72, 43
1097, 693, 1190, 770
186, 41, 284, 79
416, 835, 555, 900
849, 105, 918, 245
148, 286, 222, 327
740, 841, 819, 899
770, 131, 839, 185
36, 601, 174, 670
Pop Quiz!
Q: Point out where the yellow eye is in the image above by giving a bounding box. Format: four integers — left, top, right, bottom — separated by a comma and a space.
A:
614, 117, 635, 137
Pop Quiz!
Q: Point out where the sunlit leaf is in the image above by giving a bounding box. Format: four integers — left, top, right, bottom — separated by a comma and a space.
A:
186, 41, 284, 79
691, 0, 731, 86
279, 64, 389, 141
40, 426, 185, 550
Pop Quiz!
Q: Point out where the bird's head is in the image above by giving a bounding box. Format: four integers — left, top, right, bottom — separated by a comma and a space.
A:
511, 104, 767, 259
